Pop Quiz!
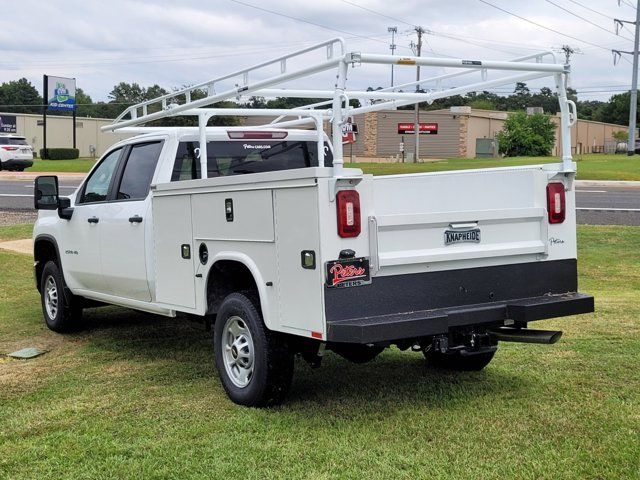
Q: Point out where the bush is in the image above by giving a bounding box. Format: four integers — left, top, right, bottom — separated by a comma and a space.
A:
39, 148, 80, 160
496, 112, 556, 157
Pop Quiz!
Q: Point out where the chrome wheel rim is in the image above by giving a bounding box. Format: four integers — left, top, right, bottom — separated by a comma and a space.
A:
222, 316, 254, 388
44, 276, 58, 319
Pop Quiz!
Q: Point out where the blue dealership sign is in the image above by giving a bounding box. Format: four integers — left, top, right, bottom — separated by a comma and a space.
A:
45, 75, 76, 111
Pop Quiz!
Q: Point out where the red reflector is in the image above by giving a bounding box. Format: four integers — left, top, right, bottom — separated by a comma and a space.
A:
546, 182, 566, 224
1, 146, 19, 151
227, 131, 288, 140
336, 190, 361, 238
311, 331, 323, 339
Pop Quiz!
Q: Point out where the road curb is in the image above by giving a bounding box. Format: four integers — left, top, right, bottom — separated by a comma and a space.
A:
0, 172, 86, 181
575, 180, 640, 188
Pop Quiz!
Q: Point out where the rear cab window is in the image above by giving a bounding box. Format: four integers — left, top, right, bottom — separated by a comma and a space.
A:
0, 137, 28, 145
171, 140, 333, 181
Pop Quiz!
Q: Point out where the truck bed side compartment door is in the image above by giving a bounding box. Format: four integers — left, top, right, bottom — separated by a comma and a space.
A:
153, 194, 196, 309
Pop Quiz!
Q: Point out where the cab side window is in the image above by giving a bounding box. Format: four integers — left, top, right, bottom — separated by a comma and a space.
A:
116, 142, 163, 200
78, 148, 122, 204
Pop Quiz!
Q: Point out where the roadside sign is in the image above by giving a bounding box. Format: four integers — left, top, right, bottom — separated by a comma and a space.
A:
342, 120, 358, 144
0, 115, 17, 133
45, 75, 76, 111
397, 122, 438, 135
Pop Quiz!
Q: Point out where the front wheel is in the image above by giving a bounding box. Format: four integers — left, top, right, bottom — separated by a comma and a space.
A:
40, 261, 82, 332
214, 292, 294, 407
424, 349, 496, 371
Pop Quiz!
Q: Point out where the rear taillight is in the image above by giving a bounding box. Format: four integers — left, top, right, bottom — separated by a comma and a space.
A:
336, 190, 361, 238
546, 182, 566, 224
1, 146, 18, 151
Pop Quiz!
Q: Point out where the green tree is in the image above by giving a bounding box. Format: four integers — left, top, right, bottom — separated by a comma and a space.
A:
593, 91, 638, 126
0, 78, 43, 114
496, 112, 556, 157
612, 130, 627, 142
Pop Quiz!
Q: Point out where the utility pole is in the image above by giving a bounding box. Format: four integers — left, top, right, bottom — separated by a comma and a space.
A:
410, 26, 424, 163
614, 0, 640, 156
388, 26, 397, 88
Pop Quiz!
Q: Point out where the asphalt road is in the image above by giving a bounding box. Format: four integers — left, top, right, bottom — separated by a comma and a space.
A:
0, 178, 81, 210
0, 177, 639, 226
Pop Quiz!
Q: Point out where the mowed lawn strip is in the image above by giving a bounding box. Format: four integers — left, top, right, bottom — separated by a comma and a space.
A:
0, 225, 638, 479
357, 154, 640, 181
0, 223, 32, 242
28, 158, 96, 173
25, 154, 640, 180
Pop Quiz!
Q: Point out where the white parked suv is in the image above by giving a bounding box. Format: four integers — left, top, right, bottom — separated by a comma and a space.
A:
0, 134, 34, 171
31, 39, 594, 406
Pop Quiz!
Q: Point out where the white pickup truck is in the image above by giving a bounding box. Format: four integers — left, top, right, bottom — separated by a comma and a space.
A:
32, 39, 593, 406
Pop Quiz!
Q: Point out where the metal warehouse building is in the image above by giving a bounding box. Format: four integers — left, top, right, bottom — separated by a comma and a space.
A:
0, 112, 132, 157
340, 107, 629, 160
1, 107, 629, 161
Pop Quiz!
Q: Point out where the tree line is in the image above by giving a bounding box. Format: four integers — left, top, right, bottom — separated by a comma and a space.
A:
0, 77, 635, 127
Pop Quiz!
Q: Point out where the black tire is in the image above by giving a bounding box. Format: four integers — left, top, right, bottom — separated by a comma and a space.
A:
213, 291, 294, 407
40, 260, 82, 333
424, 349, 496, 371
331, 344, 385, 364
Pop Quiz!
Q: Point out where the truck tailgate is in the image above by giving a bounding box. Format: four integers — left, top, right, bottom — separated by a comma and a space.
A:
369, 166, 563, 273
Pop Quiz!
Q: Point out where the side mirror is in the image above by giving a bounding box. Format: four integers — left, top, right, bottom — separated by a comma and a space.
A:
34, 175, 59, 210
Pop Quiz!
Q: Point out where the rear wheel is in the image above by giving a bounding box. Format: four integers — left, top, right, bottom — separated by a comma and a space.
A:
213, 292, 294, 407
424, 349, 496, 371
40, 261, 82, 332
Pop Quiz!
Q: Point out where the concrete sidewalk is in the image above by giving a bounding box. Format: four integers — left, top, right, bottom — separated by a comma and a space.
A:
0, 238, 32, 255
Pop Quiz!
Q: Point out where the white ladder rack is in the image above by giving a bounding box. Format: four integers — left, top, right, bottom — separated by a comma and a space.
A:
102, 37, 574, 178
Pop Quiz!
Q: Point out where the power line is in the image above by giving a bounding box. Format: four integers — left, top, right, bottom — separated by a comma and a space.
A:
477, 0, 613, 51
621, 0, 637, 10
545, 0, 633, 41
226, 0, 391, 47
567, 0, 615, 20
337, 0, 534, 56
338, 0, 414, 28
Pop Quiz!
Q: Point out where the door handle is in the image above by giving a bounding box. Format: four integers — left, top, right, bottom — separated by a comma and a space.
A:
129, 215, 143, 223
87, 217, 99, 224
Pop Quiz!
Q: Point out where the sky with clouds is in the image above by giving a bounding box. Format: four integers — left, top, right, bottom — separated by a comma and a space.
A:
0, 0, 635, 105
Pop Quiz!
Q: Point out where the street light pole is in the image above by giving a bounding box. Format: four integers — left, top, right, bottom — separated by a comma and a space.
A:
628, 2, 640, 155
388, 26, 397, 88
411, 26, 424, 163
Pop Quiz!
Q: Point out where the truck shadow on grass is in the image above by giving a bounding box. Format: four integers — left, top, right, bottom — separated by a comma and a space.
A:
77, 307, 528, 411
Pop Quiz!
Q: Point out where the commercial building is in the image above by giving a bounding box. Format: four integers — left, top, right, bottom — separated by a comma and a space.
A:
1, 107, 628, 161
340, 107, 629, 161
0, 112, 131, 157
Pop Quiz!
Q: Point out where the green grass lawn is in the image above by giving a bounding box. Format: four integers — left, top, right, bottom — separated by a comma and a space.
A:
0, 224, 638, 479
356, 153, 640, 181
28, 158, 96, 173
25, 154, 640, 181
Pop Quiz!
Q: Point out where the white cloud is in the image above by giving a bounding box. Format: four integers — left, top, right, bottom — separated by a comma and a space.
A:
0, 0, 634, 104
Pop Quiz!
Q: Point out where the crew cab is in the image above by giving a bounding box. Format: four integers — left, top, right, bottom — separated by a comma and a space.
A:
32, 39, 594, 406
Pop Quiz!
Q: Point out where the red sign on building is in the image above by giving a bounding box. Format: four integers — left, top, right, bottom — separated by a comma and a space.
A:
397, 122, 438, 134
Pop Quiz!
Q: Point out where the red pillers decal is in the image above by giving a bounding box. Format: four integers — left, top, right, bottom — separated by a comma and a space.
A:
325, 257, 371, 288
328, 262, 366, 286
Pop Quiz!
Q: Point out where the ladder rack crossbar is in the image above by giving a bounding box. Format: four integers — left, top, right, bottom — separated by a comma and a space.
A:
109, 38, 345, 127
